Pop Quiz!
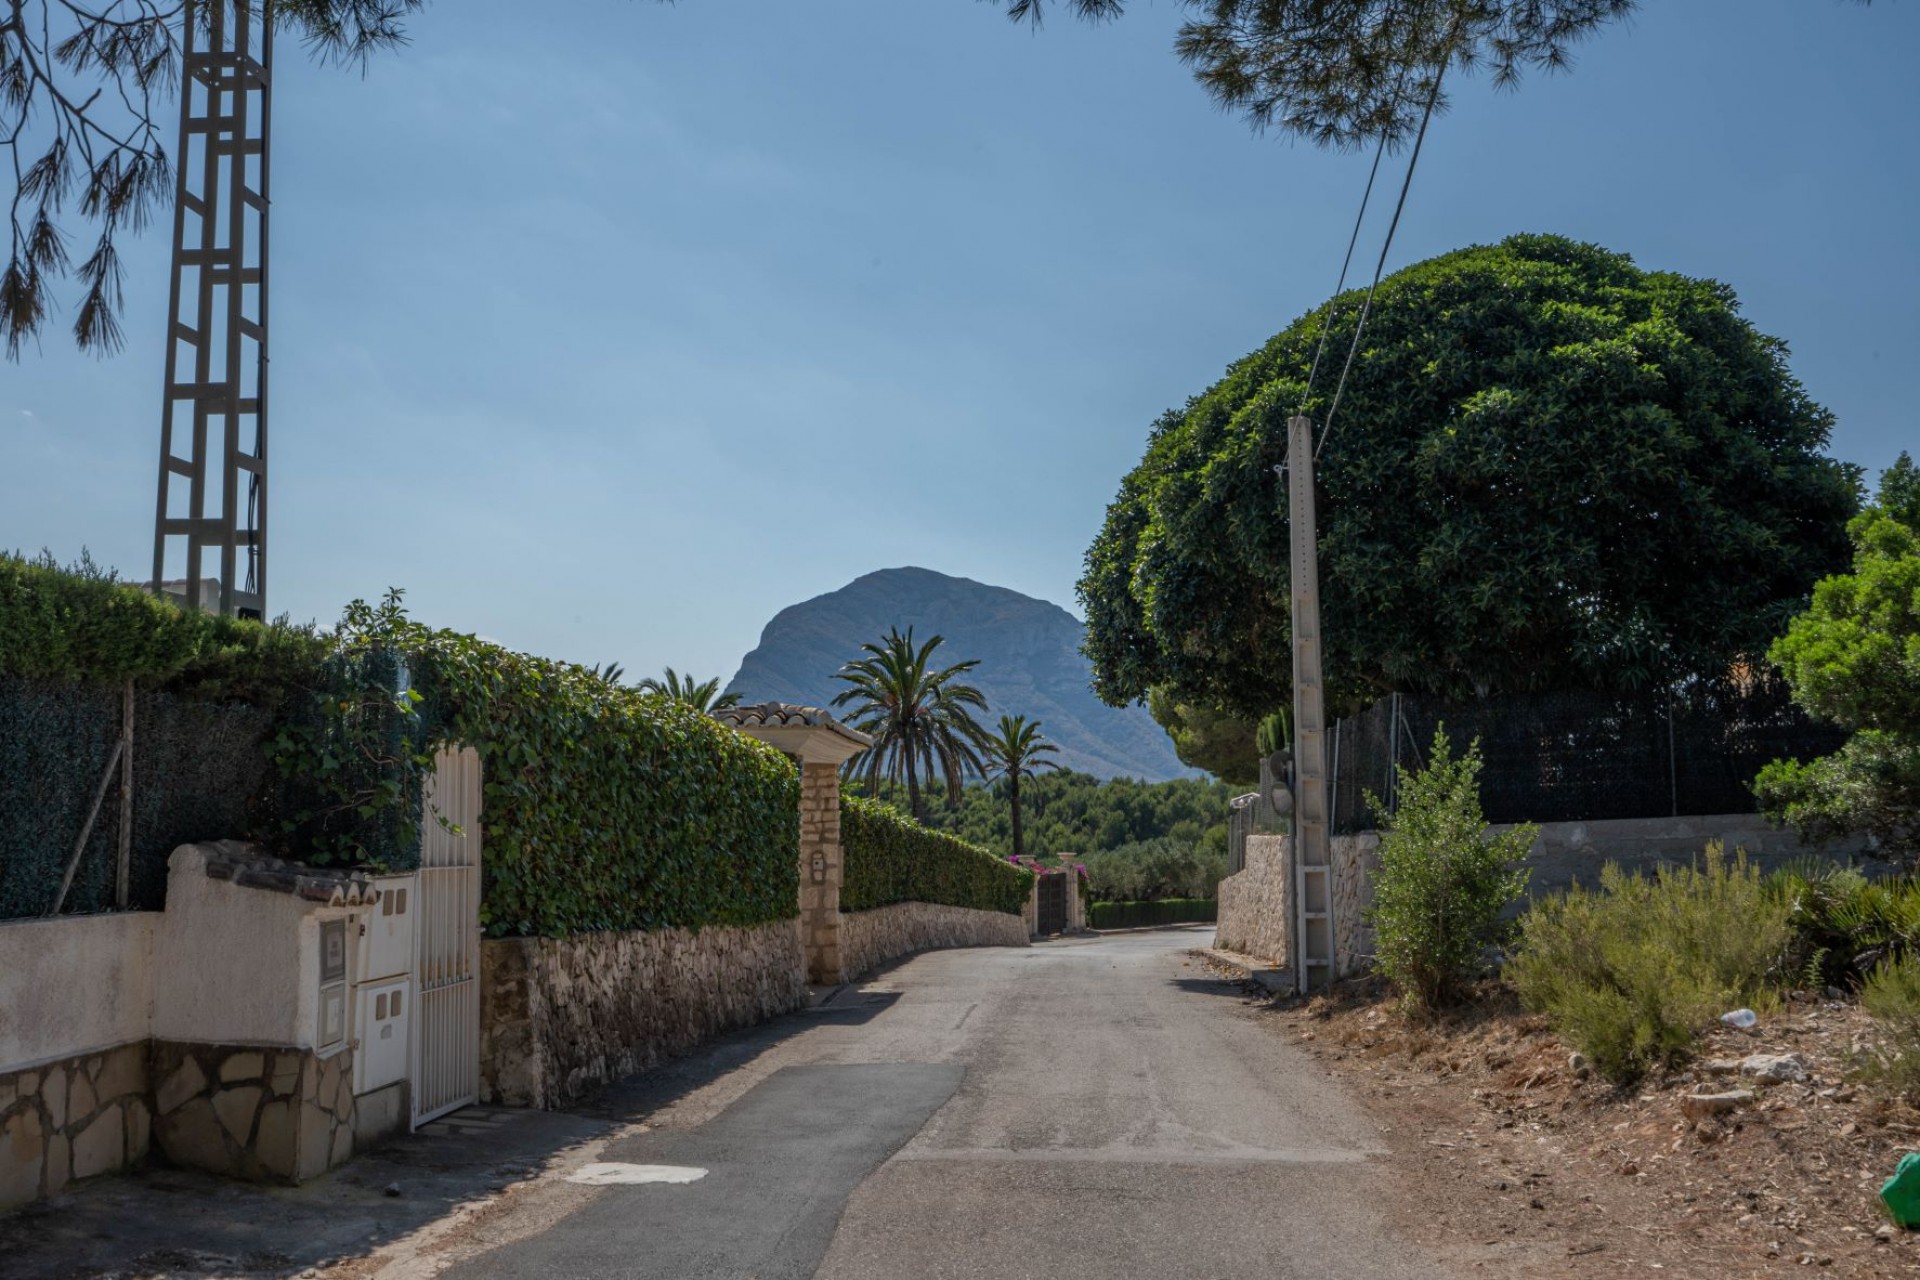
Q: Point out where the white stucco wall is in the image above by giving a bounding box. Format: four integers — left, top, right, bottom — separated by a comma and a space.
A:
151, 844, 354, 1048
0, 911, 156, 1072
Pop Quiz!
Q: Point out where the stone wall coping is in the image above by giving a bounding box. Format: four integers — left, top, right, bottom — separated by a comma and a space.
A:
198, 841, 380, 908
712, 702, 872, 764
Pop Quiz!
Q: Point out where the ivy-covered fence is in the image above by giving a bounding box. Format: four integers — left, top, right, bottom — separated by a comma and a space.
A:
1, 560, 802, 939
413, 638, 801, 939
840, 795, 1032, 916
0, 554, 329, 921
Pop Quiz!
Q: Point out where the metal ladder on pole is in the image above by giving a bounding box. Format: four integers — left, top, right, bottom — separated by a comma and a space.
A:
1287, 415, 1336, 993
152, 0, 273, 619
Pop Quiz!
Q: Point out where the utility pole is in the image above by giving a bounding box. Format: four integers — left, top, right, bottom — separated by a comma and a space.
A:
1287, 415, 1335, 992
152, 0, 273, 619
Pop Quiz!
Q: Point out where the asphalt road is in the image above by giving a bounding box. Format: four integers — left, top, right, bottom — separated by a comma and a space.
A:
446, 928, 1451, 1280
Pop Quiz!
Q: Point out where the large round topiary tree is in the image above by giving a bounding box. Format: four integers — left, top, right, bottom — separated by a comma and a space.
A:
1081, 234, 1859, 717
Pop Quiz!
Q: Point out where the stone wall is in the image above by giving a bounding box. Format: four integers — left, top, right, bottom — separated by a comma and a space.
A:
1508, 813, 1878, 899
0, 913, 154, 1071
480, 918, 806, 1111
1215, 832, 1377, 979
1216, 833, 1291, 969
798, 761, 846, 984
839, 902, 1030, 982
150, 1042, 357, 1184
0, 1043, 150, 1209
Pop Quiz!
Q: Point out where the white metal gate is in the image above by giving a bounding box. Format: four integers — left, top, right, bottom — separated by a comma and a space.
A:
413, 745, 482, 1126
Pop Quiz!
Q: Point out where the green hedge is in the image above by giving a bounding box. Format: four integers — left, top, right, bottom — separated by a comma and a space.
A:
840, 795, 1033, 916
0, 556, 329, 920
0, 552, 329, 701
1089, 898, 1218, 930
416, 636, 801, 939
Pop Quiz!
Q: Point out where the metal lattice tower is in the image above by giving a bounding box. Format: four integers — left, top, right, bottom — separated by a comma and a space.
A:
152, 1, 273, 619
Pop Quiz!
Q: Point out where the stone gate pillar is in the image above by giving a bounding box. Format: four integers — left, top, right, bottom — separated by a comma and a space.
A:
710, 703, 872, 986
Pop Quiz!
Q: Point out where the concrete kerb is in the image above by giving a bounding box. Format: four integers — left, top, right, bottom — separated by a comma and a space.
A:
1194, 946, 1295, 993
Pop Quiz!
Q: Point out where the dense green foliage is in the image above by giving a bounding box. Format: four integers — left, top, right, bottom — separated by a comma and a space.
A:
1768, 859, 1920, 989
840, 795, 1033, 916
1080, 235, 1858, 718
834, 627, 990, 820
1366, 732, 1532, 1009
409, 631, 801, 939
1509, 847, 1790, 1084
1089, 898, 1217, 930
877, 770, 1232, 862
1757, 456, 1920, 859
0, 551, 329, 702
979, 714, 1060, 860
1081, 836, 1225, 903
1146, 688, 1259, 785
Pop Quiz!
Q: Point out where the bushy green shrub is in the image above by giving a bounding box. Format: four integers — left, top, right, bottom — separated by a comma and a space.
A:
1089, 898, 1217, 929
1510, 845, 1790, 1084
1080, 836, 1225, 903
840, 795, 1032, 916
1861, 954, 1920, 1101
0, 550, 328, 702
1767, 858, 1920, 988
1366, 730, 1533, 1009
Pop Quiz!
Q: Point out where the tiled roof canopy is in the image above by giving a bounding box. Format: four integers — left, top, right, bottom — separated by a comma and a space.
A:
712, 701, 872, 747
201, 841, 381, 907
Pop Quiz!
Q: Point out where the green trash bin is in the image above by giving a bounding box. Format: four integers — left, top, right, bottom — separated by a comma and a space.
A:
1881, 1152, 1920, 1228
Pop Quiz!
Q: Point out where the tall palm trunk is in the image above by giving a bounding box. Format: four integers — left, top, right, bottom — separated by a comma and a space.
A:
1009, 773, 1024, 860
905, 749, 923, 823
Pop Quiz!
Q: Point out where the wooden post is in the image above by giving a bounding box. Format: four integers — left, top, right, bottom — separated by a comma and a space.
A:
1287, 415, 1335, 992
116, 679, 134, 908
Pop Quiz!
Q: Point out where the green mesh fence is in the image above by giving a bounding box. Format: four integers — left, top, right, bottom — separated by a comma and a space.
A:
0, 675, 279, 920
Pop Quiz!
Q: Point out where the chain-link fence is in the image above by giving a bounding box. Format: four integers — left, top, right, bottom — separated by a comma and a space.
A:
1329, 675, 1846, 833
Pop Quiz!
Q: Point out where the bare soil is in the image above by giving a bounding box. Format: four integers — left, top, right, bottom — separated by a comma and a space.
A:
1226, 966, 1920, 1278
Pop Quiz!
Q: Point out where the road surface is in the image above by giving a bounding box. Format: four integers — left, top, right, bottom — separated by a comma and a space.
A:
441, 926, 1449, 1280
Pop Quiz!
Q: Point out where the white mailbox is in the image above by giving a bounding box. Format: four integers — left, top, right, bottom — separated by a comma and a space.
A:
358, 874, 417, 983
354, 976, 410, 1094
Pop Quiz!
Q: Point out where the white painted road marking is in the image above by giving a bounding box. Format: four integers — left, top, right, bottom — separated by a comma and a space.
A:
566, 1163, 709, 1186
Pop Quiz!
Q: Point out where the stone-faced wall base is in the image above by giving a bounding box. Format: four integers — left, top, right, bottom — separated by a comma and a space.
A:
150, 1042, 356, 1184
839, 902, 1029, 983
0, 1043, 151, 1209
480, 918, 807, 1111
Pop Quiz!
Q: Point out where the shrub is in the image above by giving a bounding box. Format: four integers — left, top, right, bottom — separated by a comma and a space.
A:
1079, 837, 1225, 903
1861, 954, 1920, 1101
1365, 730, 1533, 1010
1767, 859, 1920, 989
840, 795, 1033, 916
1509, 845, 1791, 1084
1088, 898, 1217, 929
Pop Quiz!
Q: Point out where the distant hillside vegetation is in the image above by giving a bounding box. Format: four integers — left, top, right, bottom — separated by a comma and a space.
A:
724, 567, 1197, 782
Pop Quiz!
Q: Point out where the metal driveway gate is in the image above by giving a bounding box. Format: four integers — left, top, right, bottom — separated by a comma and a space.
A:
1036, 871, 1068, 936
414, 746, 482, 1125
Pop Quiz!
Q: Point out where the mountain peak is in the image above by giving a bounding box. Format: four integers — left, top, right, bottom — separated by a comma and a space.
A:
725, 568, 1194, 782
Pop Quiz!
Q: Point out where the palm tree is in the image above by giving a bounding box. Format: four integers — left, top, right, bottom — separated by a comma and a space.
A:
832, 627, 989, 822
980, 714, 1061, 860
588, 661, 626, 686
637, 667, 742, 712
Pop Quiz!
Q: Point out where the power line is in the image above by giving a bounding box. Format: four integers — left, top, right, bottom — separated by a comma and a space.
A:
1318, 38, 1456, 458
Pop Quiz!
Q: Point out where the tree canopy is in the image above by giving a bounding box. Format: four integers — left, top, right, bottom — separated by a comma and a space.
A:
1756, 455, 1920, 859
1080, 234, 1859, 718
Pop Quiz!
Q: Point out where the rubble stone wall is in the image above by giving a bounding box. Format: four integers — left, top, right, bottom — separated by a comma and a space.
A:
480, 919, 806, 1111
839, 901, 1030, 982
0, 1042, 151, 1209
1216, 834, 1292, 968
149, 1042, 356, 1184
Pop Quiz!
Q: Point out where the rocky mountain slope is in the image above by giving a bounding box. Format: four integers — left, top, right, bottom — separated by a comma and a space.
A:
724, 567, 1195, 781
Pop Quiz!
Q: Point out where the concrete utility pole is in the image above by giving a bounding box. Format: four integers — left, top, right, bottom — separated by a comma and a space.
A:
1286, 415, 1335, 992
152, 0, 274, 619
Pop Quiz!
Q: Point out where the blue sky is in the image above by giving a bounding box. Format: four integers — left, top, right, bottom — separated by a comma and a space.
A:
4, 0, 1914, 683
